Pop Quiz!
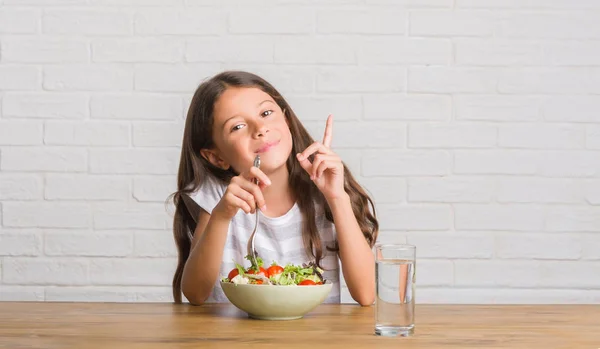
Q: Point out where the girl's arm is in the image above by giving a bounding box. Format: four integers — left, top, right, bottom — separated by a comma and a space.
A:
181, 167, 271, 305
296, 115, 375, 306
328, 194, 375, 306
181, 209, 231, 305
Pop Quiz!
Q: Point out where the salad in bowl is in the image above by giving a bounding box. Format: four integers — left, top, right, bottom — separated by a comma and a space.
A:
219, 255, 332, 320
221, 255, 326, 286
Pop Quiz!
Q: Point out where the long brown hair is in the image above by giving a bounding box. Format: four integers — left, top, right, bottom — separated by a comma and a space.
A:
170, 71, 378, 303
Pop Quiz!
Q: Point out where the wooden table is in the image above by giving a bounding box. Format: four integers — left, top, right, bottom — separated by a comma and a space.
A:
0, 302, 598, 348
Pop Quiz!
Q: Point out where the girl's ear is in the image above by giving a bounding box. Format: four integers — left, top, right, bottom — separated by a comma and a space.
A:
200, 148, 230, 170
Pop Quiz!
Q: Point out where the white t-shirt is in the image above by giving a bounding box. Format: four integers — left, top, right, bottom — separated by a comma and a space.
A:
190, 174, 341, 304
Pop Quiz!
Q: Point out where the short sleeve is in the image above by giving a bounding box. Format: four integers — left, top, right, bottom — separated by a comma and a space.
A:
190, 175, 226, 214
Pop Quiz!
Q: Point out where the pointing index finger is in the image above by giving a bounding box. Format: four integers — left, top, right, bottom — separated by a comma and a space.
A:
322, 114, 333, 148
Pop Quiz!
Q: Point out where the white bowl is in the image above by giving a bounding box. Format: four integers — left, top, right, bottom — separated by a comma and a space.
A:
220, 281, 332, 320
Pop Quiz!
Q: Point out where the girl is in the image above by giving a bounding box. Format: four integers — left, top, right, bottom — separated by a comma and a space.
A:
171, 71, 379, 306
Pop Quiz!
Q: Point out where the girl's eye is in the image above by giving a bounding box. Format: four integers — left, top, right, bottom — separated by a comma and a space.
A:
231, 124, 245, 132
261, 110, 273, 117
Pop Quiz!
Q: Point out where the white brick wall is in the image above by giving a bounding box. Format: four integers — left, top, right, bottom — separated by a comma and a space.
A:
0, 1, 599, 305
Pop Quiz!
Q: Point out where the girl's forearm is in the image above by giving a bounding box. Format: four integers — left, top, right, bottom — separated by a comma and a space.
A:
181, 213, 230, 305
327, 194, 375, 306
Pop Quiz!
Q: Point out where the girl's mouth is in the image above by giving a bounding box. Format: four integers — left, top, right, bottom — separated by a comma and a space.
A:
255, 140, 280, 153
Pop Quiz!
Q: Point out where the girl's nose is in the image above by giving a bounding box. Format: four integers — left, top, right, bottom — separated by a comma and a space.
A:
253, 121, 269, 138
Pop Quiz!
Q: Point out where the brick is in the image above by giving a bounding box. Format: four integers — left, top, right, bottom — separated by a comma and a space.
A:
44, 65, 133, 91
3, 92, 87, 119
0, 230, 42, 256
418, 288, 600, 304
413, 260, 453, 286
0, 66, 40, 90
44, 121, 130, 146
375, 231, 408, 245
455, 39, 542, 66
135, 287, 173, 302
0, 286, 44, 301
286, 95, 361, 122
499, 124, 584, 149
133, 176, 177, 202
378, 204, 452, 230
44, 231, 133, 256
457, 0, 600, 9
544, 96, 600, 123
3, 258, 89, 285
585, 126, 600, 149
221, 65, 315, 94
134, 64, 221, 93
318, 9, 405, 34
543, 41, 600, 66
135, 9, 224, 35
364, 94, 451, 121
317, 67, 406, 93
409, 67, 497, 93
455, 260, 600, 288
0, 121, 42, 145
363, 150, 450, 176
538, 151, 600, 177
406, 232, 494, 258
45, 286, 136, 302
495, 232, 581, 260
90, 0, 182, 4
454, 150, 538, 175
408, 177, 493, 203
410, 10, 494, 37
499, 12, 600, 39
1, 147, 87, 172
134, 230, 177, 257
187, 38, 273, 63
0, 9, 39, 34
93, 202, 171, 230
455, 95, 541, 122
5, 0, 86, 4
360, 177, 407, 204
93, 38, 183, 63
43, 10, 131, 35
2, 202, 90, 228
89, 258, 176, 285
409, 123, 497, 148
305, 121, 406, 149
498, 68, 600, 94
455, 204, 544, 231
89, 149, 179, 175
45, 174, 130, 200
230, 8, 312, 34
91, 94, 181, 120
359, 38, 451, 65
133, 122, 184, 147
497, 178, 583, 204
545, 206, 600, 232
0, 174, 43, 200
2, 38, 89, 63
367, 0, 451, 6
274, 38, 355, 65
584, 180, 600, 205
581, 234, 600, 260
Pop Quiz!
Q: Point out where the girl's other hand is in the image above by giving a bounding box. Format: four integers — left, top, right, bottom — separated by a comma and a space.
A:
296, 114, 346, 201
213, 166, 271, 220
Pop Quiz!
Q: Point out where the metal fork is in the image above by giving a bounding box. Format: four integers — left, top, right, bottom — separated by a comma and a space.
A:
246, 155, 261, 267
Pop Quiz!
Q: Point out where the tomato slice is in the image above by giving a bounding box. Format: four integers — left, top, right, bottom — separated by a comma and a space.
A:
298, 279, 317, 286
227, 268, 239, 280
247, 267, 268, 278
266, 265, 284, 278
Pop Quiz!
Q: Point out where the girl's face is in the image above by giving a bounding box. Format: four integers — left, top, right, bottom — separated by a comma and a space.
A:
205, 87, 293, 174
